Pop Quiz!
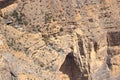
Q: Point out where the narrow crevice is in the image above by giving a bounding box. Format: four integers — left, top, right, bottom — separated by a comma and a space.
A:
78, 39, 85, 55
10, 71, 17, 80
106, 54, 112, 70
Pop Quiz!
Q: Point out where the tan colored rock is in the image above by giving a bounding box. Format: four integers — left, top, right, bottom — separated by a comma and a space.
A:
0, 0, 120, 80
18, 73, 39, 80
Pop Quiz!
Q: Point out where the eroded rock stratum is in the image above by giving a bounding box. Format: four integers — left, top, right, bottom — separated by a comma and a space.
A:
0, 0, 120, 80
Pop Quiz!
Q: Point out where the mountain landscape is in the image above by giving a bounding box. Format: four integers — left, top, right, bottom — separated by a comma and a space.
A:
0, 0, 120, 80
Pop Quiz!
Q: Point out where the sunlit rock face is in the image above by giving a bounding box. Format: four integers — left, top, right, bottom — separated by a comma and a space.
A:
0, 0, 120, 80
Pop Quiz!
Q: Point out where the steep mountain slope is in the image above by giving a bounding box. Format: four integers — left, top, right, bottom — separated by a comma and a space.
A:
0, 0, 120, 80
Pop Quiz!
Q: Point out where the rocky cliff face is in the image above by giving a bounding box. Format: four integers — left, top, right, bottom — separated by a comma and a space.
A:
0, 0, 120, 80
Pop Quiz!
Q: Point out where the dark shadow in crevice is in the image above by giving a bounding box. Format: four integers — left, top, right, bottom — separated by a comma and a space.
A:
59, 53, 82, 80
107, 31, 120, 46
0, 0, 16, 8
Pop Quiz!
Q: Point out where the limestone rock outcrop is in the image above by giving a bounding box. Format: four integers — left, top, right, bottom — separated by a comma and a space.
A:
0, 0, 120, 80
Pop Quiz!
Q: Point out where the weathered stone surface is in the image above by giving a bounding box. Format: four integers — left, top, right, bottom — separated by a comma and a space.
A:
0, 0, 120, 80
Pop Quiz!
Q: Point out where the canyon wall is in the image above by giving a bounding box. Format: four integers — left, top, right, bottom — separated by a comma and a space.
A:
0, 0, 120, 80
